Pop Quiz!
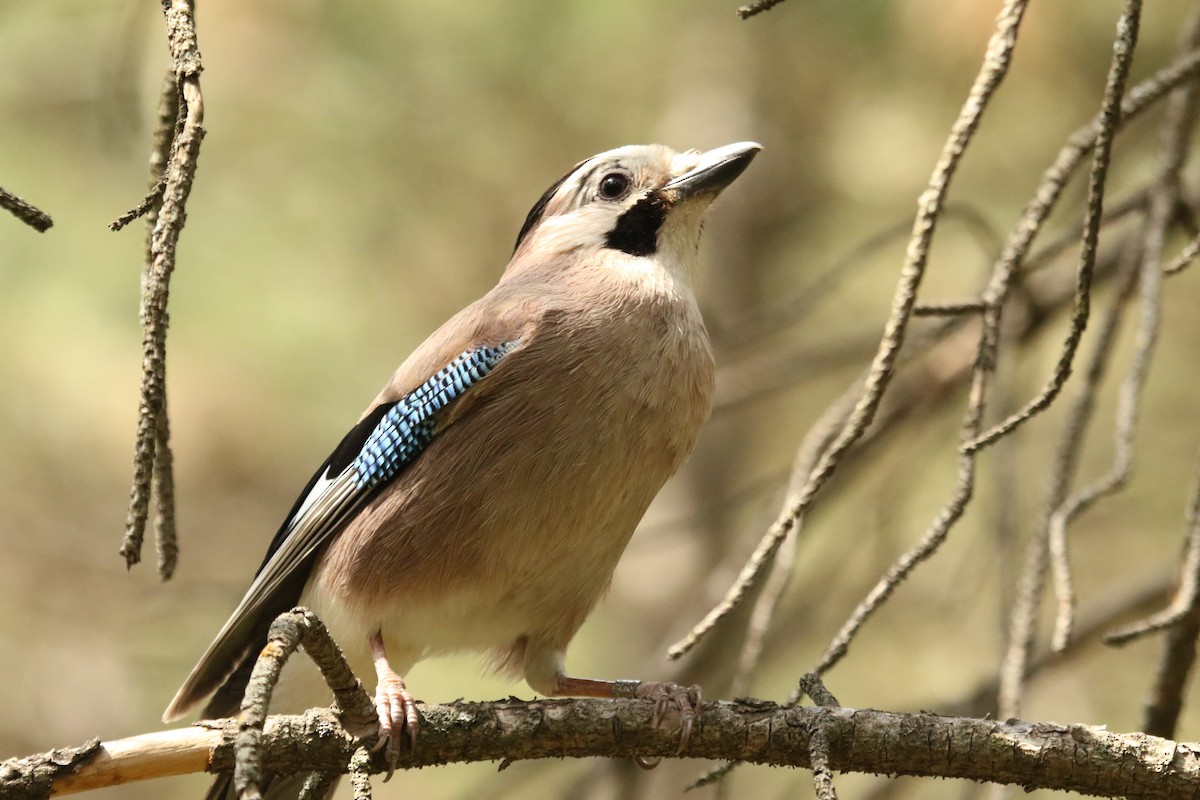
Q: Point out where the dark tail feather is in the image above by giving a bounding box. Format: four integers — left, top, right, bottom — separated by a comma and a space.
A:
201, 645, 260, 720
205, 770, 339, 800
203, 772, 234, 800
199, 613, 344, 799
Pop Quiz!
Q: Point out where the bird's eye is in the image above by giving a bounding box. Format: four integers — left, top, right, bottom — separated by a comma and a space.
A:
598, 172, 631, 201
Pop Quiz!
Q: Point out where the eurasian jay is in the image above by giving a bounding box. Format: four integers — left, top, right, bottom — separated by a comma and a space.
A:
163, 141, 760, 794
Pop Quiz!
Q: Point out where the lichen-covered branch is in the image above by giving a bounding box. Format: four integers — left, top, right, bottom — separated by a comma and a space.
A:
4, 702, 1198, 800
118, 0, 205, 575
0, 186, 53, 232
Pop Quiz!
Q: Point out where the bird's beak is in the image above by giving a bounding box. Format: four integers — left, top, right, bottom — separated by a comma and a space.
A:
663, 141, 762, 201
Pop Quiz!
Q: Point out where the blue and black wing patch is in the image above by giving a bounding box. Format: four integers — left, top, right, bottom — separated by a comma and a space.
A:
258, 340, 518, 580
353, 344, 515, 490
162, 341, 517, 723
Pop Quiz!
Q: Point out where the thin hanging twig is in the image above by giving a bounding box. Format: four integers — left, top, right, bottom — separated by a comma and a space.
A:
1129, 449, 1200, 738
994, 7, 1200, 720
996, 238, 1144, 720
118, 1, 205, 574
1106, 452, 1200, 647
1044, 5, 1200, 653
963, 0, 1142, 454
818, 0, 1140, 684
1163, 230, 1200, 275
669, 0, 1031, 662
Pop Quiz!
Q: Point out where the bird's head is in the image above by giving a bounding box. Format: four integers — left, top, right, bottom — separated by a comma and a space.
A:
511, 142, 760, 281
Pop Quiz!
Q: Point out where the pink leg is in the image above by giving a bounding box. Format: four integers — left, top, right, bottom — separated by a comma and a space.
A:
370, 631, 419, 777
550, 675, 703, 762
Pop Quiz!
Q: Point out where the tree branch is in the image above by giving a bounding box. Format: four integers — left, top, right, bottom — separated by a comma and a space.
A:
0, 186, 53, 232
4, 702, 1198, 800
669, 0, 1031, 663
118, 0, 205, 576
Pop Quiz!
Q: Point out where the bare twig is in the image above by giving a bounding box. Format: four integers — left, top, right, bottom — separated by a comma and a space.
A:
1107, 454, 1200, 646
109, 176, 167, 232
1108, 449, 1200, 739
299, 772, 339, 800
669, 0, 1030, 662
995, 5, 1200, 720
718, 204, 999, 352
818, 0, 1146, 698
943, 566, 1176, 718
154, 409, 179, 578
912, 300, 987, 316
737, 0, 786, 21
1045, 5, 1199, 654
1163, 229, 1200, 275
1021, 188, 1148, 274
235, 609, 377, 800
119, 1, 205, 572
1143, 611, 1200, 739
687, 762, 734, 791
811, 0, 1174, 670
348, 748, 373, 800
797, 673, 840, 707
998, 236, 1144, 719
1040, 246, 1146, 652
0, 186, 53, 232
118, 74, 175, 570
1140, 451, 1200, 741
964, 0, 1142, 453
808, 724, 839, 800
724, 386, 865, 699
729, 525, 796, 698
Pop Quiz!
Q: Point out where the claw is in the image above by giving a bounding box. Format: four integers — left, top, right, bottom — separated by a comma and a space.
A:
634, 681, 703, 756
371, 670, 419, 780
369, 632, 419, 780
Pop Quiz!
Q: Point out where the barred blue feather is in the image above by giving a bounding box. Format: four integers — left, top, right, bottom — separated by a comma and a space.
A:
159, 340, 519, 729
354, 343, 516, 489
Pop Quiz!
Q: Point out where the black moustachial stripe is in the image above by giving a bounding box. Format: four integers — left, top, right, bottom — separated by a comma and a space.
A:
605, 190, 669, 257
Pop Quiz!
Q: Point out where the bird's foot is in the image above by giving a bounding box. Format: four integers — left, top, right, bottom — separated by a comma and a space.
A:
371, 669, 419, 780
616, 680, 702, 767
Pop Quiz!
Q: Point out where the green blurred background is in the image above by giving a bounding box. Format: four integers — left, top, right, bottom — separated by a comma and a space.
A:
2, 1, 1198, 798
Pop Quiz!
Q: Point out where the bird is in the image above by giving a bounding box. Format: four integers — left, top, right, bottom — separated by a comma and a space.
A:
163, 140, 760, 795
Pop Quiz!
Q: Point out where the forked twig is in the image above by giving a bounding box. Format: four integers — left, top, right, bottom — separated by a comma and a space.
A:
669, 0, 1031, 662
818, 0, 1144, 688
963, 0, 1142, 454
236, 609, 377, 800
1045, 8, 1200, 653
997, 241, 1143, 719
1106, 453, 1200, 646
996, 2, 1200, 718
118, 1, 205, 574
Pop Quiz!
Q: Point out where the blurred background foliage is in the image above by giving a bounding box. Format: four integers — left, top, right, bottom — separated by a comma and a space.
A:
1, 1, 1198, 798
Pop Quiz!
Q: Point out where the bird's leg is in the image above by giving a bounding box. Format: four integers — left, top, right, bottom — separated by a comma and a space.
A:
549, 675, 703, 763
369, 630, 418, 777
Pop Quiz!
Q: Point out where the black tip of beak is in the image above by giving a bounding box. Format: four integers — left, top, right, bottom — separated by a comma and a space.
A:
663, 141, 762, 200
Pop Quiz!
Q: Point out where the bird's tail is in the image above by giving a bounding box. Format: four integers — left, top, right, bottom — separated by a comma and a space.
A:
205, 771, 338, 800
